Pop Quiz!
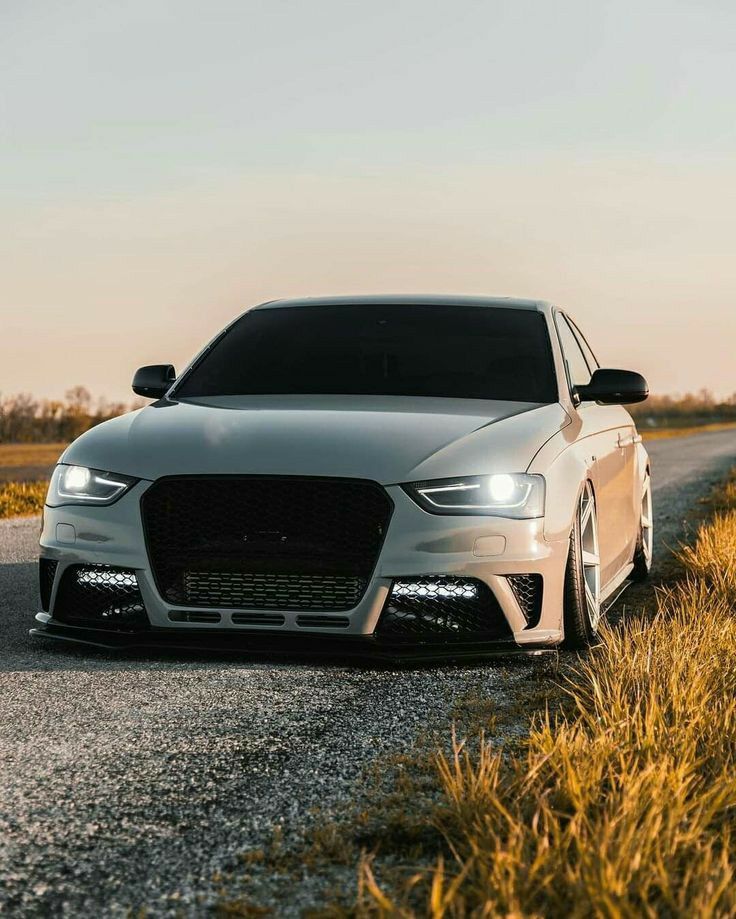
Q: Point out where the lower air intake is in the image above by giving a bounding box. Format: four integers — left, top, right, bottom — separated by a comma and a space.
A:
168, 610, 222, 624
180, 571, 366, 611
376, 577, 512, 643
53, 565, 149, 631
39, 558, 58, 612
507, 574, 544, 628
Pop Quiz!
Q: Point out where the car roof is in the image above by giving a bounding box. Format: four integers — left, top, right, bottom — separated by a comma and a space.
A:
252, 295, 551, 312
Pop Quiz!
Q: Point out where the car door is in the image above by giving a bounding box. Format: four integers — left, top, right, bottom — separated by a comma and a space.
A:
567, 316, 640, 574
554, 314, 634, 587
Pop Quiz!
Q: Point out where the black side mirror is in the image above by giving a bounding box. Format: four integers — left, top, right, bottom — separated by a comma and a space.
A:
132, 364, 176, 398
575, 368, 648, 405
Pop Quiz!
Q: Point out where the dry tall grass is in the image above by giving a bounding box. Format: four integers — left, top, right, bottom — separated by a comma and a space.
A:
0, 481, 47, 518
359, 485, 736, 917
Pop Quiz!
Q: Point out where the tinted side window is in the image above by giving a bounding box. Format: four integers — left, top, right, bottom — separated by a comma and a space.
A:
556, 315, 593, 389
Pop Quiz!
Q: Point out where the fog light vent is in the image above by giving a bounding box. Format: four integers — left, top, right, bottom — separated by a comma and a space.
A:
53, 565, 149, 631
39, 558, 59, 612
507, 574, 543, 629
376, 576, 512, 643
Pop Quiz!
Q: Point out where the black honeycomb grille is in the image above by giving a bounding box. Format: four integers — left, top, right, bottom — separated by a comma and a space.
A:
376, 577, 512, 643
53, 565, 149, 630
507, 574, 544, 628
141, 476, 393, 611
182, 571, 366, 610
39, 558, 58, 612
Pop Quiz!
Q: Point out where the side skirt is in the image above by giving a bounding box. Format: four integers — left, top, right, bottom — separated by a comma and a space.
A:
600, 562, 634, 614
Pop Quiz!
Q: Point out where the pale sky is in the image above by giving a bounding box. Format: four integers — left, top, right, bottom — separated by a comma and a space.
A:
2, 0, 735, 403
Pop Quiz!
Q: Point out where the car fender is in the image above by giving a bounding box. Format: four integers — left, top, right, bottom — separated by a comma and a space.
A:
527, 423, 591, 543
636, 439, 650, 487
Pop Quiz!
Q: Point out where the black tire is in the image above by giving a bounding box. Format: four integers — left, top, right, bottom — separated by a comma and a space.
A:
630, 471, 652, 584
630, 527, 650, 583
562, 485, 601, 650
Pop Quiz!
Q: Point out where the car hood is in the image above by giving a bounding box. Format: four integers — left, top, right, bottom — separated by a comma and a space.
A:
63, 395, 570, 484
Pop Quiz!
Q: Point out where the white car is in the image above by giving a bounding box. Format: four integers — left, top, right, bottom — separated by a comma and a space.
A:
33, 296, 651, 659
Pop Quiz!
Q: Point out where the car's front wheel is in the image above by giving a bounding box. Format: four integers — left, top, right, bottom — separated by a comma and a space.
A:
563, 480, 602, 649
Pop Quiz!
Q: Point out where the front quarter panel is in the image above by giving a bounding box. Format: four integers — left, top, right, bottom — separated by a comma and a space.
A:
528, 419, 590, 544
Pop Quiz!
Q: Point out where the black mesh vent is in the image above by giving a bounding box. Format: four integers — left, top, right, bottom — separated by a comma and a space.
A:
296, 615, 350, 629
53, 565, 149, 631
181, 571, 366, 610
507, 574, 544, 629
39, 558, 58, 612
231, 612, 285, 626
168, 610, 222, 623
141, 476, 392, 611
376, 577, 512, 643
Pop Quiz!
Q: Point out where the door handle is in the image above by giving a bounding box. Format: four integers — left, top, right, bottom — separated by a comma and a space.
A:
617, 433, 637, 448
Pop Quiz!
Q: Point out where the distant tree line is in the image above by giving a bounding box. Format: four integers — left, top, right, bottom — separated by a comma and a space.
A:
629, 389, 736, 427
1, 386, 734, 443
0, 387, 145, 443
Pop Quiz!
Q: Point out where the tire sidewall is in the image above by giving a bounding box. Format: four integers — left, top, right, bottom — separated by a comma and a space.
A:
562, 481, 598, 649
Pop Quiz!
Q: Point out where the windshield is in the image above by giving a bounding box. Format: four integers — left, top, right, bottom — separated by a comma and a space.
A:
175, 304, 558, 403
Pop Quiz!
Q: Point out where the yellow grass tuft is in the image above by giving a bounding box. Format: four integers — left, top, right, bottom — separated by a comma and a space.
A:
359, 479, 736, 917
0, 480, 47, 518
676, 511, 736, 605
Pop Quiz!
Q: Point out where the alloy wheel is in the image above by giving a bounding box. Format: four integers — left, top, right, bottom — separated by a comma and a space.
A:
641, 473, 653, 568
579, 481, 601, 630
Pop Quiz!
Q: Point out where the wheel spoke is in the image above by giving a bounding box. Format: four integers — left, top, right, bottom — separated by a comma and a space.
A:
582, 549, 600, 568
639, 476, 654, 572
585, 583, 599, 625
577, 482, 601, 632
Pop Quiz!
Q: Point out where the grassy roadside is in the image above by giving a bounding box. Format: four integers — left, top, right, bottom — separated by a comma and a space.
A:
0, 481, 47, 519
0, 443, 60, 518
351, 471, 736, 916
0, 442, 65, 482
212, 470, 736, 916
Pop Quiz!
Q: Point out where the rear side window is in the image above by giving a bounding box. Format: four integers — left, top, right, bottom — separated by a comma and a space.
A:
176, 304, 558, 403
567, 317, 599, 373
556, 315, 593, 389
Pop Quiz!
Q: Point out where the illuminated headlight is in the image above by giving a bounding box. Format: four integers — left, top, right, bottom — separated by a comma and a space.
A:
404, 474, 545, 518
47, 464, 139, 507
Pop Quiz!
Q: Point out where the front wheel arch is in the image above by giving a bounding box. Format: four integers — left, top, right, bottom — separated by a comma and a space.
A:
562, 478, 602, 649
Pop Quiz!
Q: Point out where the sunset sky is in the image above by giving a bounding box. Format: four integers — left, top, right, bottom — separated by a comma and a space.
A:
2, 0, 735, 403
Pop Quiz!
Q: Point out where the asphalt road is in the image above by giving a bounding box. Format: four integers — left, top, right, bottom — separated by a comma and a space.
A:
1, 429, 735, 916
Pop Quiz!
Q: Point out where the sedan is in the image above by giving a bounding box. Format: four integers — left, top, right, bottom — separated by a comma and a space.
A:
33, 295, 651, 658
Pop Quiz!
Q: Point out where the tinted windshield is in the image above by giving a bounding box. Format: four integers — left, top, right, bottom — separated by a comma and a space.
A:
176, 305, 558, 403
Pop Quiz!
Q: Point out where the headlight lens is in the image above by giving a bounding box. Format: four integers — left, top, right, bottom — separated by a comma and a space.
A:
47, 464, 139, 507
404, 473, 545, 518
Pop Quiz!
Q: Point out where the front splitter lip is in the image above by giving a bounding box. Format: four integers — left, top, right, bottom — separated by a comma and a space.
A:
29, 619, 553, 665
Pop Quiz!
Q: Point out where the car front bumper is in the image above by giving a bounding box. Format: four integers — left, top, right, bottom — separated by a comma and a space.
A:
34, 481, 570, 655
